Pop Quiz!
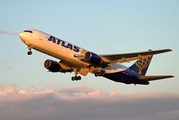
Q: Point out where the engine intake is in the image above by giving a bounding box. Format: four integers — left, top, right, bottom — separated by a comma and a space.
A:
84, 52, 102, 65
44, 59, 61, 72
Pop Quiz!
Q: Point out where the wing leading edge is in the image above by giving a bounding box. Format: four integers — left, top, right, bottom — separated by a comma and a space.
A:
100, 49, 172, 63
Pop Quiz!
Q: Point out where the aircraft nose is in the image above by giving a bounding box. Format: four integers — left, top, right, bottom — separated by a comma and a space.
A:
19, 32, 25, 41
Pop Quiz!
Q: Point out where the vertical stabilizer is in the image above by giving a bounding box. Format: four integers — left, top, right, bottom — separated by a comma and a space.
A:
129, 50, 153, 76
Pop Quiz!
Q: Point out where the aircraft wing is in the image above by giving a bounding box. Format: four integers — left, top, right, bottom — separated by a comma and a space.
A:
139, 75, 174, 81
100, 49, 172, 63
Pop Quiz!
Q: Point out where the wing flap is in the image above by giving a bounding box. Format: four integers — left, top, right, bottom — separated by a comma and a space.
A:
100, 49, 172, 63
139, 75, 174, 81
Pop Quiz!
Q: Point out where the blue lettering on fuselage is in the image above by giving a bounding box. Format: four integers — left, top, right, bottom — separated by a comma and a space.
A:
48, 36, 80, 52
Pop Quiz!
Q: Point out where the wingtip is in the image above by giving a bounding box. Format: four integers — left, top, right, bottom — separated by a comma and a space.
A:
164, 75, 175, 78
170, 75, 174, 78
167, 48, 172, 51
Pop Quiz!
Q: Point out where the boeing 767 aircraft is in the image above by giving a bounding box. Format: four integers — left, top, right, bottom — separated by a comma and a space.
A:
19, 29, 174, 85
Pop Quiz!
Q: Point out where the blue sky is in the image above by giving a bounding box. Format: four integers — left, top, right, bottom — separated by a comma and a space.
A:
0, 1, 179, 119
0, 0, 178, 92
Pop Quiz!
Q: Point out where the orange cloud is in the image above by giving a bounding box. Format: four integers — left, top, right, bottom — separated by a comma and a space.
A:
0, 84, 179, 120
0, 84, 16, 95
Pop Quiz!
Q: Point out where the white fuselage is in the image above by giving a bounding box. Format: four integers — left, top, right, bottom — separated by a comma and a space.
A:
19, 29, 129, 76
20, 29, 90, 68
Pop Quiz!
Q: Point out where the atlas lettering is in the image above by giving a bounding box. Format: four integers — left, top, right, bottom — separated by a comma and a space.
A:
48, 36, 80, 52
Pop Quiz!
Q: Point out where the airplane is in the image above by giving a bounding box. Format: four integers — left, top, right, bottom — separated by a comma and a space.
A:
19, 29, 174, 85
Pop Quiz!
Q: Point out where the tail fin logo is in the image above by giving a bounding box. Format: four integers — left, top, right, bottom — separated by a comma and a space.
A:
135, 56, 152, 74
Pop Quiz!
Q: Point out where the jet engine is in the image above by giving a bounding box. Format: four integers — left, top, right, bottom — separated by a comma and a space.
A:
84, 52, 102, 65
44, 59, 61, 72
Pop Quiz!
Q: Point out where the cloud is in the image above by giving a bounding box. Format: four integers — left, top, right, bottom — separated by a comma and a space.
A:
0, 29, 19, 35
0, 84, 179, 120
0, 84, 16, 95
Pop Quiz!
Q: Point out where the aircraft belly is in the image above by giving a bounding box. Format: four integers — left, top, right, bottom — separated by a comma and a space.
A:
103, 72, 149, 85
103, 72, 133, 84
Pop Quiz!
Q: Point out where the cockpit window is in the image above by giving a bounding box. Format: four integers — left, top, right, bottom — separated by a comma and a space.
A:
24, 30, 33, 33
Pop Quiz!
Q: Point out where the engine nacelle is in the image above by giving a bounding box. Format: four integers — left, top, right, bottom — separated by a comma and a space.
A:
84, 52, 102, 65
44, 59, 61, 72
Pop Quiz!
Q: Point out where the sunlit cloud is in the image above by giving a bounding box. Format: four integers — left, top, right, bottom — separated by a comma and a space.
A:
0, 84, 16, 95
0, 84, 179, 120
0, 29, 19, 35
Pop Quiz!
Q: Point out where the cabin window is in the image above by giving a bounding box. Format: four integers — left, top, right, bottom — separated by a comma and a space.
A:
24, 30, 33, 33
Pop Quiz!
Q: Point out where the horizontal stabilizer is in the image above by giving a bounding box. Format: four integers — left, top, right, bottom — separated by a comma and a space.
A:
139, 75, 174, 81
